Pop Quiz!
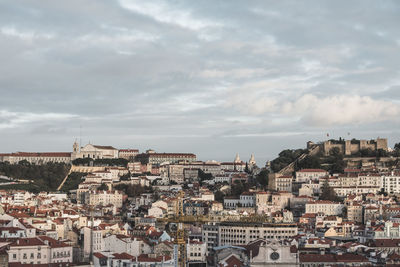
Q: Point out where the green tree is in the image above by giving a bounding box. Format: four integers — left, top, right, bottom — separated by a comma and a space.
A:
328, 147, 345, 174
320, 180, 339, 201
297, 155, 321, 170
256, 169, 269, 189
230, 180, 249, 197
244, 163, 250, 174
394, 143, 400, 151
198, 169, 213, 181
98, 183, 108, 191
215, 190, 224, 202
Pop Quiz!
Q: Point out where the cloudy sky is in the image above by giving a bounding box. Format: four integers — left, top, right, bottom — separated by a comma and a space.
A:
1, 0, 400, 164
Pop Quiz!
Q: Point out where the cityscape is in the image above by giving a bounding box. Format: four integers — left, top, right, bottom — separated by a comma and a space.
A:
1, 0, 400, 266
0, 138, 400, 266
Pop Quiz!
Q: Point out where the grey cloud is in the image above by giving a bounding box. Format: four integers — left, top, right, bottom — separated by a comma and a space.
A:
0, 0, 400, 163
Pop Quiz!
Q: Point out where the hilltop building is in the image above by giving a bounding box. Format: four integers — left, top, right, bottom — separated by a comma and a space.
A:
307, 138, 388, 156
72, 142, 119, 160
135, 152, 197, 166
0, 152, 72, 164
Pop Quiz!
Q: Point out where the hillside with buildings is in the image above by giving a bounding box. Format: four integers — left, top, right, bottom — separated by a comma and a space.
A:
0, 138, 400, 266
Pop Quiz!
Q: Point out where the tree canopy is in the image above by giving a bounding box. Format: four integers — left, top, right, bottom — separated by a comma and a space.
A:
320, 180, 339, 202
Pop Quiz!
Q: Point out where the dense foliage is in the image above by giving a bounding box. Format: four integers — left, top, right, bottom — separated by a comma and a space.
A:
114, 184, 152, 197
320, 179, 340, 202
198, 169, 213, 185
0, 183, 41, 193
230, 180, 250, 197
296, 155, 322, 170
270, 149, 307, 172
72, 158, 128, 167
60, 172, 86, 192
256, 169, 269, 189
0, 161, 70, 191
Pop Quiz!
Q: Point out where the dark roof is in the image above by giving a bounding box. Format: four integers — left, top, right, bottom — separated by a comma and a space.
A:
93, 145, 117, 150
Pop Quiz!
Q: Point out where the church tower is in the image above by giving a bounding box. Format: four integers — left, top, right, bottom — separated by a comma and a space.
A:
249, 153, 256, 166
72, 140, 80, 160
234, 153, 241, 163
73, 140, 80, 153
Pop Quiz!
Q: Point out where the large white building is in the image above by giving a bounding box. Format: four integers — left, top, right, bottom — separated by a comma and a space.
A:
86, 190, 124, 208
7, 236, 72, 265
73, 142, 119, 160
217, 222, 298, 246
305, 200, 344, 216
187, 239, 206, 262
296, 169, 329, 183
382, 173, 400, 194
0, 152, 72, 164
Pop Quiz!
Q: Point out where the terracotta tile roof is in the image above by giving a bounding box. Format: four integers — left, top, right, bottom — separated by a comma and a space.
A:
137, 254, 171, 262
93, 252, 107, 259
219, 254, 244, 267
38, 236, 71, 248
112, 252, 135, 260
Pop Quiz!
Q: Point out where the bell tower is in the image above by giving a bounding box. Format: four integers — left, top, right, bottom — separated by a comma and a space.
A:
72, 140, 80, 160
73, 140, 80, 153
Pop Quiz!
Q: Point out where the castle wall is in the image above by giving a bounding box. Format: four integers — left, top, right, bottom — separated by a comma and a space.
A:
322, 138, 388, 155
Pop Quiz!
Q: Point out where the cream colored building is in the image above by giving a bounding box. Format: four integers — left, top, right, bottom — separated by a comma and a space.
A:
296, 169, 328, 183
383, 173, 400, 194
305, 200, 344, 216
347, 204, 363, 223
250, 240, 299, 266
73, 142, 119, 160
118, 149, 139, 160
87, 190, 123, 208
0, 152, 72, 164
187, 240, 206, 262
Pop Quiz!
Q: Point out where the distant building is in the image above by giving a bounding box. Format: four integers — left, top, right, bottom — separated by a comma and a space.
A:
305, 200, 344, 216
309, 138, 388, 156
0, 152, 71, 164
135, 152, 196, 166
73, 142, 119, 160
118, 149, 139, 161
296, 169, 329, 183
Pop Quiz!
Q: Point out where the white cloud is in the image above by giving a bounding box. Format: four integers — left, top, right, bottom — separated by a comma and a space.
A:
0, 110, 77, 129
0, 26, 54, 42
227, 92, 400, 127
118, 0, 220, 30
288, 94, 400, 126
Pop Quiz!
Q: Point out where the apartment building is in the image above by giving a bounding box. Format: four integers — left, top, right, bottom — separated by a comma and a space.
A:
296, 169, 328, 183
305, 201, 344, 216
136, 152, 196, 165
217, 222, 298, 246
87, 190, 123, 208
7, 237, 72, 265
383, 174, 400, 194
187, 239, 206, 262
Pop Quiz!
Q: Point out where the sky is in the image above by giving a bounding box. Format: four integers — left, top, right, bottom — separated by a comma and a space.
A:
0, 0, 400, 164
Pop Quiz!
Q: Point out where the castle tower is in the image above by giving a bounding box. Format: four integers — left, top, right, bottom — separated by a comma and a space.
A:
234, 153, 241, 163
249, 153, 256, 166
